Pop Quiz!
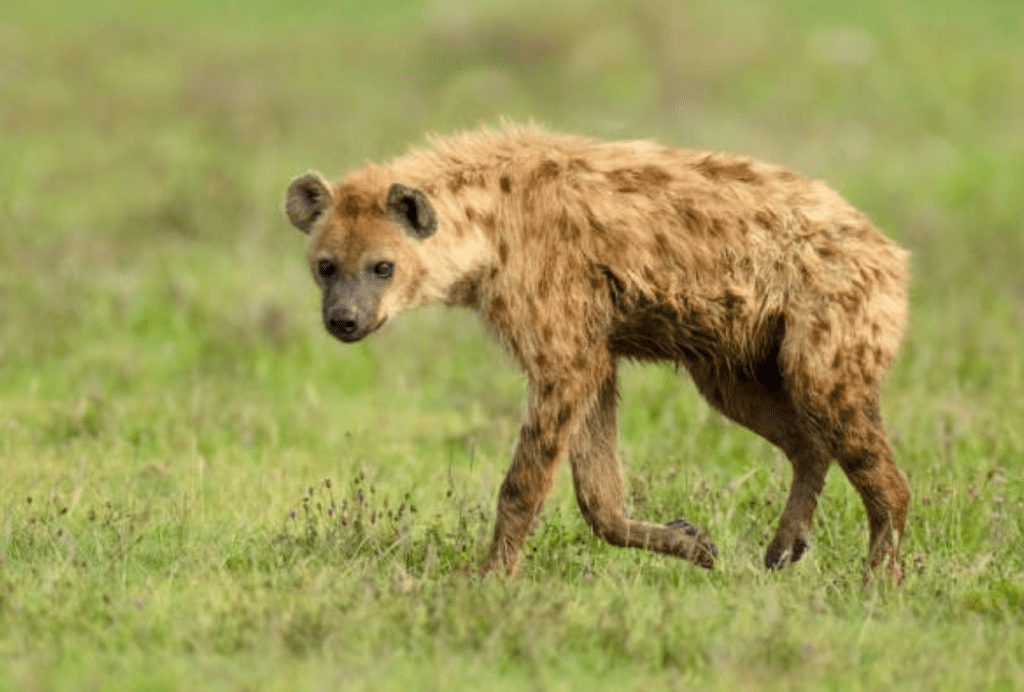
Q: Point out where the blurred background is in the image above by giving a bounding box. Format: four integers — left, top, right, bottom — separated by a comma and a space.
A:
1, 1, 1023, 686
2, 0, 1022, 546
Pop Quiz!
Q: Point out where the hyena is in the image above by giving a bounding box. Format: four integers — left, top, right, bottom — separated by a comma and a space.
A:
284, 122, 910, 577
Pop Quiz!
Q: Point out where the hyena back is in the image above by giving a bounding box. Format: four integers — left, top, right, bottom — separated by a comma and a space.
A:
285, 122, 910, 577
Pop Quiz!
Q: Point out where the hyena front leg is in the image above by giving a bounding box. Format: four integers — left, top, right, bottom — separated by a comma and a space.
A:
480, 355, 611, 577
569, 363, 717, 568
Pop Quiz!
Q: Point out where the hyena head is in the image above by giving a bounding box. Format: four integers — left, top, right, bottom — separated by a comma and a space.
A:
285, 171, 437, 343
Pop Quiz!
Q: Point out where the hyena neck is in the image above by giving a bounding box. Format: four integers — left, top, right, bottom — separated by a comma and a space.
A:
386, 155, 506, 309
420, 199, 499, 309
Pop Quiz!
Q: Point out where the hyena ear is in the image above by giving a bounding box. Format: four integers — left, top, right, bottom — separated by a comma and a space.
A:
285, 171, 333, 234
385, 183, 437, 240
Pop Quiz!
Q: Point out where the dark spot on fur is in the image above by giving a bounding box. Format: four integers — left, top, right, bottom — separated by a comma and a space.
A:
501, 479, 521, 501
447, 275, 479, 306
829, 382, 847, 407
838, 406, 856, 425
832, 351, 844, 369
498, 241, 509, 265
694, 156, 763, 184
539, 160, 560, 177
522, 422, 541, 444
681, 206, 710, 235
538, 279, 550, 300
500, 176, 512, 193
341, 194, 362, 218
466, 207, 478, 222
482, 213, 497, 230
337, 191, 383, 219
489, 296, 506, 318
811, 318, 831, 346
607, 169, 638, 193
535, 353, 549, 369
542, 325, 554, 342
608, 165, 672, 193
542, 443, 558, 461
817, 244, 838, 261
653, 232, 671, 255
555, 211, 581, 241
571, 354, 588, 371
721, 291, 742, 313
637, 165, 672, 187
873, 346, 884, 365
555, 406, 572, 432
854, 343, 870, 370
569, 158, 593, 172
447, 171, 487, 194
530, 160, 560, 186
754, 210, 780, 230
540, 382, 555, 399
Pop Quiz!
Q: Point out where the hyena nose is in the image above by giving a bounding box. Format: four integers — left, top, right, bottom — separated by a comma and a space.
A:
326, 308, 358, 339
330, 316, 357, 336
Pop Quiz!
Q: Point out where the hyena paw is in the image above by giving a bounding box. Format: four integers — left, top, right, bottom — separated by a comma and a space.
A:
666, 519, 718, 567
764, 533, 809, 570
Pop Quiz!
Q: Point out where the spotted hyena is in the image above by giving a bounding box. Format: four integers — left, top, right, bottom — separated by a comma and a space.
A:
284, 122, 910, 577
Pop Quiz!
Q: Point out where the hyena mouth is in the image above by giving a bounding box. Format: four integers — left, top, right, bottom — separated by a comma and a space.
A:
330, 316, 387, 344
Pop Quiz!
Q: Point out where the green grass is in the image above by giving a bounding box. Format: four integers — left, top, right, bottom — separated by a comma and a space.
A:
2, 0, 1023, 689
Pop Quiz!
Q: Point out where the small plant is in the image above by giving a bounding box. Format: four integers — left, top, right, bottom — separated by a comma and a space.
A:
273, 473, 491, 575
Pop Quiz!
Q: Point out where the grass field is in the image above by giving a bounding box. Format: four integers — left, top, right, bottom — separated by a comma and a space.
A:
1, 0, 1023, 689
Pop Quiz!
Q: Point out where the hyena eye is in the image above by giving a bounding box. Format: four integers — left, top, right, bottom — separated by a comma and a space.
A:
317, 259, 337, 280
372, 261, 394, 279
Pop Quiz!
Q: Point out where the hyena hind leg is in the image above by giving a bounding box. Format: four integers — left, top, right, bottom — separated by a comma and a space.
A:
792, 353, 910, 579
687, 363, 831, 570
828, 407, 910, 574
